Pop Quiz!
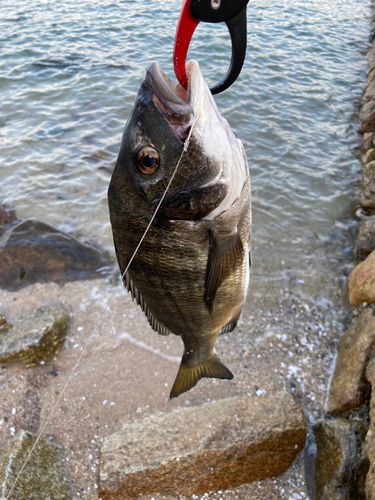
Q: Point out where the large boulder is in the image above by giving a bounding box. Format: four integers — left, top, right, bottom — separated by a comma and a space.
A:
327, 308, 375, 414
0, 430, 72, 500
99, 392, 306, 499
313, 419, 369, 500
0, 304, 68, 364
348, 251, 375, 305
0, 219, 111, 290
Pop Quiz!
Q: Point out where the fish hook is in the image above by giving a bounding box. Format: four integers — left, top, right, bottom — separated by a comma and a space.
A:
173, 0, 249, 95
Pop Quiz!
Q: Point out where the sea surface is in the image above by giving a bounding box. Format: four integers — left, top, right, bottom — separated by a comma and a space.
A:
0, 0, 371, 300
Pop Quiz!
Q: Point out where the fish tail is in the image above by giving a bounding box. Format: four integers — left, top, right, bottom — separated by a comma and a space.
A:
170, 354, 233, 399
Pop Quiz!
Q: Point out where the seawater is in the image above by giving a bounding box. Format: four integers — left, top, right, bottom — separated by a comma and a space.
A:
0, 0, 370, 300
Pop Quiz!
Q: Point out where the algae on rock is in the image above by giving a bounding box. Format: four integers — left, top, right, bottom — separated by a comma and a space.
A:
0, 303, 68, 364
0, 430, 72, 500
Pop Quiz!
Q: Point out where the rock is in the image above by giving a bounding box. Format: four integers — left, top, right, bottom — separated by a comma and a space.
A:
0, 219, 111, 290
0, 430, 72, 499
363, 149, 375, 164
355, 216, 375, 260
364, 79, 375, 104
327, 308, 375, 414
368, 43, 375, 68
313, 418, 369, 500
0, 204, 17, 238
361, 100, 375, 133
362, 161, 375, 187
359, 173, 375, 213
0, 304, 68, 364
364, 358, 375, 499
348, 251, 375, 305
368, 67, 375, 85
362, 132, 375, 151
99, 392, 306, 499
0, 204, 16, 226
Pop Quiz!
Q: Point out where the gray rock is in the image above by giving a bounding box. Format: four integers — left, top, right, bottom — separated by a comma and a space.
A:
99, 392, 306, 499
327, 309, 375, 415
355, 216, 375, 260
314, 419, 369, 500
364, 358, 375, 499
0, 219, 111, 290
0, 304, 68, 364
0, 430, 72, 500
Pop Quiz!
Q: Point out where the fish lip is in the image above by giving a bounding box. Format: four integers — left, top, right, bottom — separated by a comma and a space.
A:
145, 62, 193, 122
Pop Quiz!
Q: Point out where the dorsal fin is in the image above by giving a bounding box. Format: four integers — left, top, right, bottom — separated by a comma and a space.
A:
204, 229, 244, 313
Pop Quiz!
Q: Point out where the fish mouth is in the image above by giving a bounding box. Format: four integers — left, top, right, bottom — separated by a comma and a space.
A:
145, 60, 212, 141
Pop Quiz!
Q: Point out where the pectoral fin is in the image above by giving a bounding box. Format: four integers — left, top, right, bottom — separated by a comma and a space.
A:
170, 354, 233, 399
204, 229, 244, 312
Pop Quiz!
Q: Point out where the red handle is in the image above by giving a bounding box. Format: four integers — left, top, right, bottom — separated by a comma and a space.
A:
173, 0, 199, 89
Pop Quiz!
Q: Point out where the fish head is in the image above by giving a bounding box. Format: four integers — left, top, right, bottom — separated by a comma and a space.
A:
109, 60, 247, 220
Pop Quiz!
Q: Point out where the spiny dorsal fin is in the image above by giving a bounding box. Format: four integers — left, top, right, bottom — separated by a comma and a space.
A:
170, 354, 233, 399
204, 229, 244, 313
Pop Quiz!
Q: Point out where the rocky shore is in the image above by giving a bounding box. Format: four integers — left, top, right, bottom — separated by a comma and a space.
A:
1, 13, 375, 500
308, 11, 375, 500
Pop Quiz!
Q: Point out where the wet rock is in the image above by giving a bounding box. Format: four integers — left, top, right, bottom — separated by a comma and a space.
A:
99, 392, 306, 499
362, 160, 375, 187
360, 100, 375, 133
0, 430, 72, 500
0, 219, 111, 290
363, 148, 375, 164
355, 216, 375, 260
359, 173, 375, 213
0, 204, 17, 237
327, 308, 375, 414
368, 66, 375, 85
364, 358, 375, 499
348, 251, 375, 305
364, 79, 375, 104
313, 418, 369, 500
0, 304, 68, 364
0, 204, 16, 226
363, 132, 375, 151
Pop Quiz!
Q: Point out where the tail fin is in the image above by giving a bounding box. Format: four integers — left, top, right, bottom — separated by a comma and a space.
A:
170, 354, 233, 399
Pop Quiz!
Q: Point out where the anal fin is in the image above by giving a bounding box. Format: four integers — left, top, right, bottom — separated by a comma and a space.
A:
218, 318, 238, 336
170, 354, 233, 399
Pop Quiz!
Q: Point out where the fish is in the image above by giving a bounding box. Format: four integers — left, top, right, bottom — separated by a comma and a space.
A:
108, 59, 251, 398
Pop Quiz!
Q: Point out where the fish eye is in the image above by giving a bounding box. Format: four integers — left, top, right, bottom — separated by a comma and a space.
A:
136, 146, 160, 175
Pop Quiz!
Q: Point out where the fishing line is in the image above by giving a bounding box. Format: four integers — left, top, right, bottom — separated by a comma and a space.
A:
5, 117, 196, 499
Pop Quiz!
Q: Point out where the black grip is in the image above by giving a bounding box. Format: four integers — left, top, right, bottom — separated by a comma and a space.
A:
190, 0, 249, 24
210, 7, 247, 94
